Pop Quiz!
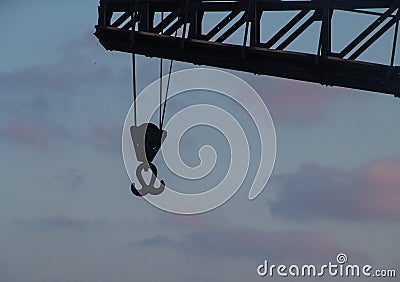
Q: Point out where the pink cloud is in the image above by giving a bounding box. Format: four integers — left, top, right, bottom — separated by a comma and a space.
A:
363, 160, 400, 189
2, 120, 50, 148
244, 75, 337, 125
271, 158, 400, 221
360, 193, 400, 218
356, 160, 400, 217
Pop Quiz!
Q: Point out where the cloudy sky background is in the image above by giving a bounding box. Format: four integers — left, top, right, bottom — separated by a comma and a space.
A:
1, 1, 400, 281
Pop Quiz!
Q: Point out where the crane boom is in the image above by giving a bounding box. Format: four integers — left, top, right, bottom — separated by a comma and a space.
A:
95, 0, 400, 96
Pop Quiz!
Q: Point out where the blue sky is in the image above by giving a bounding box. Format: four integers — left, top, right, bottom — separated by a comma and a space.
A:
1, 1, 400, 282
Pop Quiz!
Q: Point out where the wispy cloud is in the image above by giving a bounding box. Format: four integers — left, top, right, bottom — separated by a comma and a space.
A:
12, 216, 108, 234
13, 216, 89, 231
244, 75, 338, 125
1, 56, 108, 92
0, 120, 51, 148
0, 42, 130, 150
0, 118, 82, 149
135, 227, 365, 263
269, 159, 400, 221
0, 50, 129, 125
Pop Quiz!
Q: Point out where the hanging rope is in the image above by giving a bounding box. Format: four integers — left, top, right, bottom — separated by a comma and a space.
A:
390, 13, 399, 67
160, 59, 173, 129
130, 1, 179, 130
159, 1, 189, 129
159, 59, 163, 128
131, 0, 140, 126
160, 28, 178, 130
159, 11, 164, 128
131, 14, 138, 126
182, 0, 190, 39
243, 0, 252, 48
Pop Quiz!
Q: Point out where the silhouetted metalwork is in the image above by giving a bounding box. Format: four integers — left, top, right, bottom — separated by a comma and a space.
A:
95, 0, 400, 96
130, 123, 166, 196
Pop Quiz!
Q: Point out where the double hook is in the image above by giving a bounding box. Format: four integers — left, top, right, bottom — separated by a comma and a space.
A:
131, 162, 165, 197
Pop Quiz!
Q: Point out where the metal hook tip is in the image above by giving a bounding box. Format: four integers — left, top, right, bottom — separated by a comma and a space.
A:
131, 183, 143, 197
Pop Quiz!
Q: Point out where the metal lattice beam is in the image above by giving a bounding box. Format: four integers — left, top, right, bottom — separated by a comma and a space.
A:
95, 0, 400, 97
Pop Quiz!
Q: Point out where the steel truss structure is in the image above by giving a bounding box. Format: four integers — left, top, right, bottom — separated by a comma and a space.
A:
95, 0, 400, 97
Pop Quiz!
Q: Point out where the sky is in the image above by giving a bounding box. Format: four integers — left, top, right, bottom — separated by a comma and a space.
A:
1, 1, 400, 282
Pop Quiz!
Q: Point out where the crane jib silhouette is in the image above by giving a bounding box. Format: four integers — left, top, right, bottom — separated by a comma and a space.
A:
95, 0, 400, 97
